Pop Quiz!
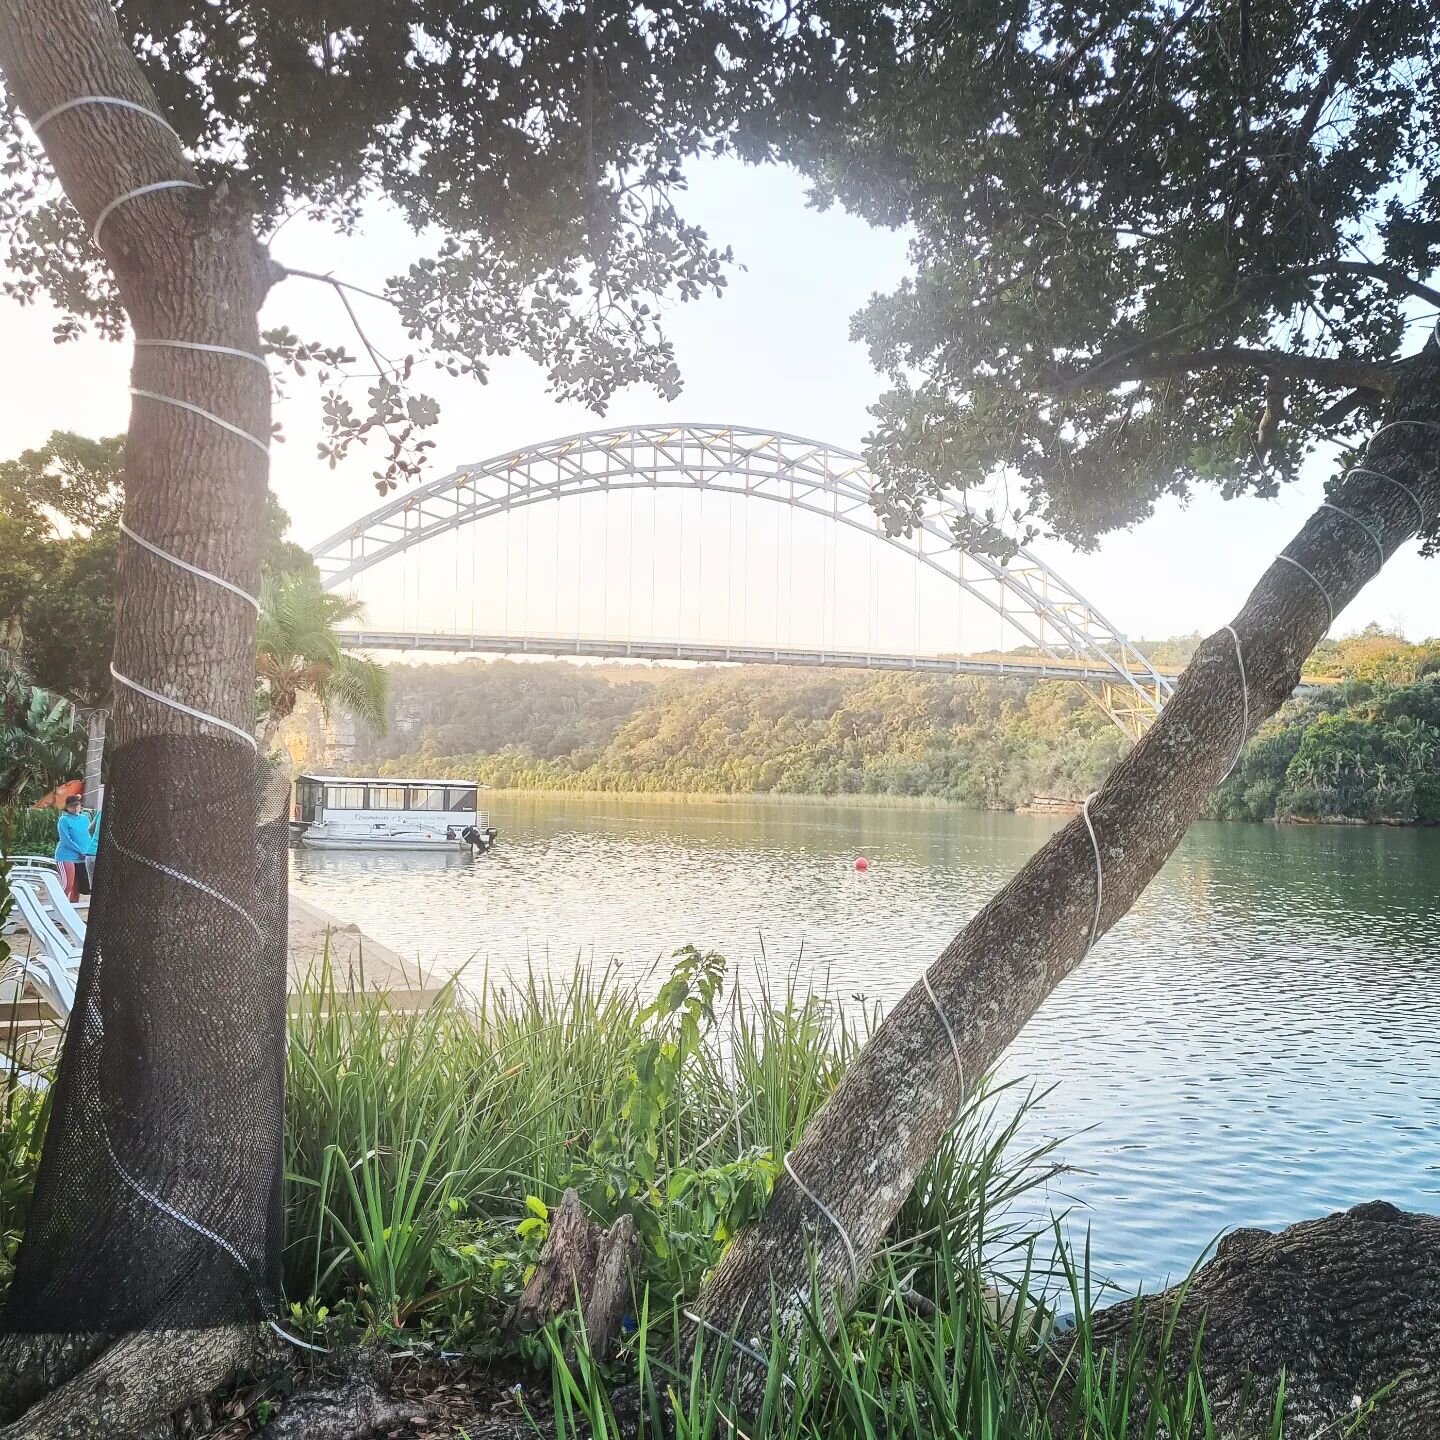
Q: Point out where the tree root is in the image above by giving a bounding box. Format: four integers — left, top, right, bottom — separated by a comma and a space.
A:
0, 1332, 111, 1425
0, 1324, 262, 1440
1067, 1201, 1440, 1439
260, 1348, 421, 1440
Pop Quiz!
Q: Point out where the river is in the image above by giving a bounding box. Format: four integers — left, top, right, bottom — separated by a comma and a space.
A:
290, 794, 1440, 1296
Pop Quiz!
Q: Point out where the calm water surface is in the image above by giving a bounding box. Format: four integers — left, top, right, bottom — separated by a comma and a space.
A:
291, 795, 1440, 1295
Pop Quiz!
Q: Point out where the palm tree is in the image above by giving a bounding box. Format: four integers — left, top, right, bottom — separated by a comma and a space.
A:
255, 573, 389, 746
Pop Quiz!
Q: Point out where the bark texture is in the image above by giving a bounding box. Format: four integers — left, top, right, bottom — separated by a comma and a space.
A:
0, 1332, 109, 1424
0, 1326, 260, 1440
1070, 1202, 1440, 1439
511, 1190, 639, 1361
260, 1349, 420, 1440
0, 0, 281, 1432
694, 350, 1440, 1341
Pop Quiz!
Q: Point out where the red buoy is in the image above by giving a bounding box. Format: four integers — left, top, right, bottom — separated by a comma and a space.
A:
854, 856, 870, 873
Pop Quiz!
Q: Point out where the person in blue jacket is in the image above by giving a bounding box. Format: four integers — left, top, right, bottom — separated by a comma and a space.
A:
55, 791, 99, 901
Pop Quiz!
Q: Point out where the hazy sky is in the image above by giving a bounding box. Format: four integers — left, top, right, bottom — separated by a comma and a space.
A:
4, 156, 1435, 655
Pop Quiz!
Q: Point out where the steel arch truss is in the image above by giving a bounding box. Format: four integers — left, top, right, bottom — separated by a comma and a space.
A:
310, 423, 1173, 738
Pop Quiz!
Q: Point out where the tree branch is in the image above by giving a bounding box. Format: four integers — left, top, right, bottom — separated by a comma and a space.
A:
1291, 0, 1387, 154
1059, 262, 1438, 395
294, 269, 396, 377
1053, 345, 1395, 395
275, 266, 394, 308
1316, 388, 1377, 429
1310, 260, 1440, 309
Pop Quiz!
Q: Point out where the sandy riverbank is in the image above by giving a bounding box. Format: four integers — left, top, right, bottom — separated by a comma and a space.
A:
287, 891, 437, 999
2, 893, 440, 1058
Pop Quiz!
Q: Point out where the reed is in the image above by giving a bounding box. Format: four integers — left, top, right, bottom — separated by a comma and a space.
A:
0, 943, 1285, 1434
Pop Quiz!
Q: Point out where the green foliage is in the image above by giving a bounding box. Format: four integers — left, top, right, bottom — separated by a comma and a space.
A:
574, 946, 782, 1287
0, 659, 84, 808
0, 432, 122, 705
0, 430, 124, 538
1209, 670, 1440, 824
256, 571, 389, 739
361, 638, 1440, 824
3, 946, 1306, 1433
1305, 623, 1440, 685
0, 844, 45, 1296
358, 659, 660, 764
793, 4, 1440, 555
542, 1239, 1289, 1440
0, 431, 318, 706
354, 661, 1127, 807
0, 7, 880, 486
279, 942, 1009, 1347
0, 1082, 45, 1298
0, 807, 58, 858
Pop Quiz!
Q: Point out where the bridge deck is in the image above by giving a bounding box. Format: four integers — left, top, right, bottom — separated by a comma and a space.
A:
336, 629, 1179, 682
336, 629, 1339, 691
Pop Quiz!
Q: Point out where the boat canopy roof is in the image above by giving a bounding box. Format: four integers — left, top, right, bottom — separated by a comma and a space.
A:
296, 774, 479, 789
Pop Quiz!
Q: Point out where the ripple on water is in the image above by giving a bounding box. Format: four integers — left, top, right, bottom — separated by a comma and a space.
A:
290, 798, 1440, 1294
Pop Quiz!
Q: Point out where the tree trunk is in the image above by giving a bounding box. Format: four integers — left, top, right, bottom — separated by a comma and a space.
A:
80, 707, 105, 812
509, 1189, 640, 1362
0, 0, 282, 1418
693, 351, 1440, 1349
1065, 1201, 1440, 1438
0, 0, 272, 746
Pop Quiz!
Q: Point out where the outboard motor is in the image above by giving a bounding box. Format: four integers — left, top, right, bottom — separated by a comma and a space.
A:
461, 824, 498, 854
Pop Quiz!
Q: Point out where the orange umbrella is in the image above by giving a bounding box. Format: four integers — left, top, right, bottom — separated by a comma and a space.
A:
32, 779, 83, 810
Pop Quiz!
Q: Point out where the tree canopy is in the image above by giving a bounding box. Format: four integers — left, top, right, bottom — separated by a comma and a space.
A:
10, 5, 1430, 543
790, 2, 1440, 556
1, 3, 893, 487
0, 430, 316, 705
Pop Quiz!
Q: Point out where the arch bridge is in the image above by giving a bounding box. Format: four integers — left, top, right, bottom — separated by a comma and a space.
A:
310, 423, 1173, 740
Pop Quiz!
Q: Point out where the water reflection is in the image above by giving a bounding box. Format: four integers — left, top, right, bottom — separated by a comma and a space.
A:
291, 796, 1440, 1293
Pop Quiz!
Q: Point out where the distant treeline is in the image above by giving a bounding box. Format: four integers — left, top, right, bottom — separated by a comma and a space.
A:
349, 628, 1440, 823
1209, 628, 1440, 825
351, 661, 1126, 809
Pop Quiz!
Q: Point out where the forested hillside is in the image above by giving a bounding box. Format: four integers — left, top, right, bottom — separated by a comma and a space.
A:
349, 630, 1440, 821
351, 660, 1126, 808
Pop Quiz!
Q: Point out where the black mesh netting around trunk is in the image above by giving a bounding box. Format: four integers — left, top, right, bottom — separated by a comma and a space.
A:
3, 735, 288, 1333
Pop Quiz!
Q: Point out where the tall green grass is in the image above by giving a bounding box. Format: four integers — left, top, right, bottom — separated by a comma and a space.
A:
0, 944, 1285, 1435
282, 948, 897, 1342
540, 1246, 1284, 1440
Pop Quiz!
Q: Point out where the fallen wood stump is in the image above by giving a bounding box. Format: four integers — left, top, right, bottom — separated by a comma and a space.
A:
509, 1189, 640, 1360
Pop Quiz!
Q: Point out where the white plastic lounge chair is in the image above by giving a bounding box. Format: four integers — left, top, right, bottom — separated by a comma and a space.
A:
3, 856, 64, 936
4, 879, 80, 1018
0, 946, 76, 1020
9, 861, 86, 950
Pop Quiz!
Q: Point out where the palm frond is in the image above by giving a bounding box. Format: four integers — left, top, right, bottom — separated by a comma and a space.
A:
317, 654, 390, 736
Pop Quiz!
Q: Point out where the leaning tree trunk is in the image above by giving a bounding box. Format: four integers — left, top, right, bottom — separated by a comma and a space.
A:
0, 3, 281, 1435
691, 348, 1440, 1405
